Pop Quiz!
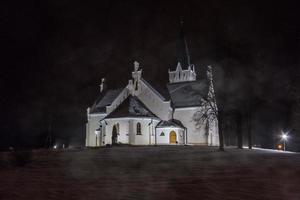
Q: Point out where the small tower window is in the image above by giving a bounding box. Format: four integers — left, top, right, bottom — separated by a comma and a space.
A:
136, 122, 141, 135
160, 132, 165, 136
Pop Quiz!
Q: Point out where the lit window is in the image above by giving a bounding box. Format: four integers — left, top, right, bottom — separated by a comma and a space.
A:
136, 122, 141, 135
160, 132, 165, 136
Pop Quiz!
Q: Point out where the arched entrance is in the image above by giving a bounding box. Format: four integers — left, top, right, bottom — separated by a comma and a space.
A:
112, 125, 118, 145
169, 131, 177, 144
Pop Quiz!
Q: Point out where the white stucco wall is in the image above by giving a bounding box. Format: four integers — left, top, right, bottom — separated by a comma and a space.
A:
173, 106, 219, 146
156, 127, 185, 145
136, 80, 172, 121
102, 118, 159, 145
173, 107, 208, 145
86, 104, 219, 146
103, 119, 129, 145
209, 118, 219, 146
86, 113, 106, 147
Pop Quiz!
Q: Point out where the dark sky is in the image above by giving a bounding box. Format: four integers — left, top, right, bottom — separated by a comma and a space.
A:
1, 0, 300, 149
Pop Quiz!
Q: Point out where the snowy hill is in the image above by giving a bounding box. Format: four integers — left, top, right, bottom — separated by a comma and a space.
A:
0, 146, 299, 200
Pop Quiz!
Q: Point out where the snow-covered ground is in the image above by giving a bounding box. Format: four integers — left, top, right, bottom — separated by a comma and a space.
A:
0, 146, 299, 200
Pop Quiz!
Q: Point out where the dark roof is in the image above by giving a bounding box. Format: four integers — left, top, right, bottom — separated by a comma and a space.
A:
156, 119, 185, 129
105, 95, 158, 119
141, 78, 170, 101
90, 89, 123, 114
167, 80, 208, 108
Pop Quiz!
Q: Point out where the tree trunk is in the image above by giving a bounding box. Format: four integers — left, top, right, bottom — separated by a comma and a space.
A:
236, 112, 243, 149
247, 109, 252, 149
218, 110, 225, 151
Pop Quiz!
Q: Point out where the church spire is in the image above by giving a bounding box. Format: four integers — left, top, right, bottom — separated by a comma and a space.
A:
177, 19, 191, 69
168, 20, 196, 83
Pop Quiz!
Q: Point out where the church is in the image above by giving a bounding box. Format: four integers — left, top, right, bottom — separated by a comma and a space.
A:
85, 24, 219, 147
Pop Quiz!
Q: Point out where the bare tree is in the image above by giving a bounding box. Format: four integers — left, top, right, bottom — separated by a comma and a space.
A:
235, 111, 243, 149
193, 66, 225, 151
245, 99, 253, 149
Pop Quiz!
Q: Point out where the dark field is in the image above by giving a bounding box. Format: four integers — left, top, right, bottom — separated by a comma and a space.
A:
0, 146, 300, 200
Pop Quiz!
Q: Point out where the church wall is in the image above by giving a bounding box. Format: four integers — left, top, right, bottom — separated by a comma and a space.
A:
86, 105, 219, 146
173, 107, 208, 145
128, 119, 134, 144
156, 127, 185, 145
129, 118, 159, 145
104, 119, 129, 144
86, 113, 106, 146
104, 118, 159, 145
137, 80, 171, 121
209, 118, 219, 146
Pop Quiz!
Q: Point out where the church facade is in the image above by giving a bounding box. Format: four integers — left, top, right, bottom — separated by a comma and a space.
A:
85, 25, 219, 146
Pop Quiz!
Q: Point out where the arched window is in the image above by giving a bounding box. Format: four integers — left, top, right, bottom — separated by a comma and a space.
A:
135, 81, 138, 91
136, 122, 141, 135
160, 132, 165, 136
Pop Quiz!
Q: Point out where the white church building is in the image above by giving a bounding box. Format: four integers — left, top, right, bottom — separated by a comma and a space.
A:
85, 24, 219, 147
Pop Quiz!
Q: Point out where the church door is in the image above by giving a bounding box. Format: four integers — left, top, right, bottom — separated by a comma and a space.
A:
112, 125, 118, 145
169, 131, 177, 144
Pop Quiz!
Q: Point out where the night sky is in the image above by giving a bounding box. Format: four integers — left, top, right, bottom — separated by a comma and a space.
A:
1, 0, 300, 149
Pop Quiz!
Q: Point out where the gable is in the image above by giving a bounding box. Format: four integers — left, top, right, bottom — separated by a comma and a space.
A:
105, 95, 158, 119
136, 78, 171, 120
156, 119, 185, 129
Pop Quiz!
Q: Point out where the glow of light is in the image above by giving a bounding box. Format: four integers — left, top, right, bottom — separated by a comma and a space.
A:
282, 134, 287, 140
281, 132, 288, 140
278, 144, 282, 149
53, 145, 57, 149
